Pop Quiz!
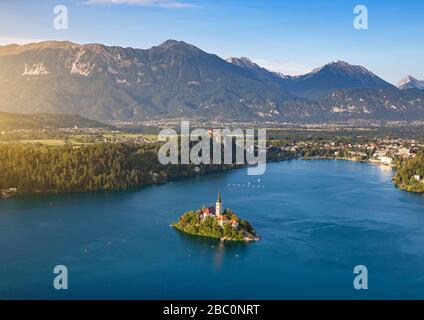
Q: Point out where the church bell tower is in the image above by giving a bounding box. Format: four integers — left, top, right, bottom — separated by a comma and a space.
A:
216, 192, 222, 217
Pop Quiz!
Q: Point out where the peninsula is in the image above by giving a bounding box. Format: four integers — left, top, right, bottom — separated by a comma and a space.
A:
393, 153, 424, 193
172, 192, 260, 242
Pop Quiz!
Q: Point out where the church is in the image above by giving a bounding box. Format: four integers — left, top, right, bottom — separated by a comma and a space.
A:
201, 192, 222, 218
200, 192, 234, 227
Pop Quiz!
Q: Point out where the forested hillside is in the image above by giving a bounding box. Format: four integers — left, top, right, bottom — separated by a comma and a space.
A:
0, 143, 229, 194
0, 112, 109, 130
394, 153, 424, 192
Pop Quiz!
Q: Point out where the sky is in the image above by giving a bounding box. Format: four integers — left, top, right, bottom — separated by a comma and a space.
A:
0, 0, 423, 84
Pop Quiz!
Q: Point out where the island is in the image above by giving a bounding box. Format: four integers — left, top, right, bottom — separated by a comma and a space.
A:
172, 192, 260, 242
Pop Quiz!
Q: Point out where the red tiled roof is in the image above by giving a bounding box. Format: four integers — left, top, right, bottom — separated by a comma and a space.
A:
202, 207, 216, 215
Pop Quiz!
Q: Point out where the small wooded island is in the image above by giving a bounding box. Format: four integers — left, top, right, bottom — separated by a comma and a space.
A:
172, 192, 260, 242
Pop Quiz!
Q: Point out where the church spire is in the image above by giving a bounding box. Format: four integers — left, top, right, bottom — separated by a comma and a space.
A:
216, 192, 222, 217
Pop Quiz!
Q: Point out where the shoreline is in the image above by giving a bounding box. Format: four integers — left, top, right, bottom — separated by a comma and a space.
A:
172, 225, 259, 243
2, 156, 418, 200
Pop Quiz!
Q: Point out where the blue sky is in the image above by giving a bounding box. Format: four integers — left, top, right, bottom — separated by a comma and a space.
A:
0, 0, 423, 83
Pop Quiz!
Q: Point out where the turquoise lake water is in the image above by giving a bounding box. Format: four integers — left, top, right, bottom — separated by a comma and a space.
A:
1, 160, 424, 299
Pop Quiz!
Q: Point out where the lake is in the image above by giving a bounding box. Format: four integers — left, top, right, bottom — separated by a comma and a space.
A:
1, 160, 424, 299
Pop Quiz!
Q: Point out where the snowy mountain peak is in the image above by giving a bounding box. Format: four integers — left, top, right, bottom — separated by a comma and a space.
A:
397, 75, 424, 90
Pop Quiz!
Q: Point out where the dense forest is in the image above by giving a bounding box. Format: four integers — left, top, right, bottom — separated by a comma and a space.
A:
393, 153, 424, 192
0, 143, 232, 195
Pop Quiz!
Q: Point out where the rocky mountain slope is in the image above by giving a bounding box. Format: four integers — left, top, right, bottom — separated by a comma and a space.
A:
0, 40, 423, 123
0, 40, 322, 122
397, 75, 424, 90
227, 58, 395, 100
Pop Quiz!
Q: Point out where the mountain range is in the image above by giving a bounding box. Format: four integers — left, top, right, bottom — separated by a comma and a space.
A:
0, 40, 423, 123
228, 57, 397, 100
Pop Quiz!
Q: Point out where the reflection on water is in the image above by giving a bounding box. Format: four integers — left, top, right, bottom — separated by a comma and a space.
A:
174, 229, 250, 270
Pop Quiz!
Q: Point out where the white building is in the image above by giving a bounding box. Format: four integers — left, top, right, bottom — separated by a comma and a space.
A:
216, 192, 222, 218
379, 156, 393, 166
